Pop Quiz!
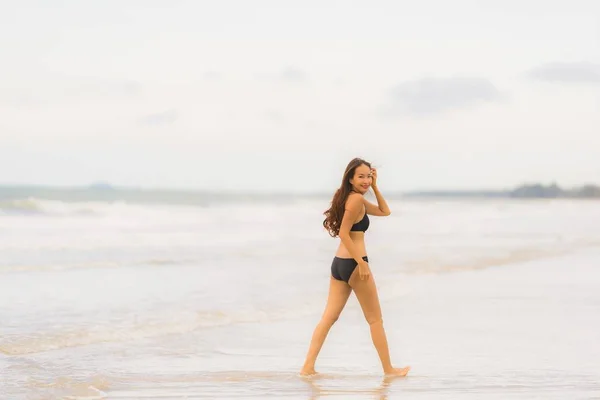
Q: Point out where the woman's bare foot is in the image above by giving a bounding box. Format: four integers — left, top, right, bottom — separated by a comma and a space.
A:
299, 368, 318, 377
384, 366, 410, 377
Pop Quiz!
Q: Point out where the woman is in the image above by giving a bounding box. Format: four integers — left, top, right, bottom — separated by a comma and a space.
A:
300, 157, 410, 377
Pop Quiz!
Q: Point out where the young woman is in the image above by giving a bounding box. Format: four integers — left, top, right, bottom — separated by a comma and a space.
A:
300, 157, 410, 377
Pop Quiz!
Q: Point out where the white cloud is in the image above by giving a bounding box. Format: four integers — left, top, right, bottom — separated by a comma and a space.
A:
526, 61, 600, 84
281, 67, 307, 82
381, 76, 503, 116
138, 110, 178, 126
0, 73, 141, 110
255, 67, 308, 83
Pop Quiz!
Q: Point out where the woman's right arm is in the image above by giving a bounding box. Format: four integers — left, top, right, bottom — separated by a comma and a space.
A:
338, 194, 370, 280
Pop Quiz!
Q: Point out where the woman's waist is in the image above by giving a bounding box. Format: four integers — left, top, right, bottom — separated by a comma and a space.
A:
335, 240, 367, 258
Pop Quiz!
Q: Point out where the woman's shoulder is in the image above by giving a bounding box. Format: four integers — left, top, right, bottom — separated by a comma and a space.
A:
345, 192, 364, 209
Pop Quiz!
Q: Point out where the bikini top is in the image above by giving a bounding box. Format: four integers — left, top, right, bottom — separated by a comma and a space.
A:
350, 212, 369, 232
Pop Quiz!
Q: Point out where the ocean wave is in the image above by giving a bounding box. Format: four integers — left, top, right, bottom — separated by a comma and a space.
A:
0, 258, 193, 274
0, 261, 122, 273
0, 198, 103, 216
395, 239, 600, 277
2, 239, 598, 276
400, 247, 568, 275
26, 376, 109, 400
0, 197, 204, 217
0, 255, 215, 275
0, 306, 315, 356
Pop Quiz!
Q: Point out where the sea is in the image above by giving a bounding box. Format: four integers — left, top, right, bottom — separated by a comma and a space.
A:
1, 187, 599, 399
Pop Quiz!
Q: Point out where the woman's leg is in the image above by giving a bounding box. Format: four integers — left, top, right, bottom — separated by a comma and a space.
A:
349, 271, 410, 376
300, 277, 352, 375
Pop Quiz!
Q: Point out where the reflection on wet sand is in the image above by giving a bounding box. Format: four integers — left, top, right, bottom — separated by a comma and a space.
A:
300, 373, 407, 400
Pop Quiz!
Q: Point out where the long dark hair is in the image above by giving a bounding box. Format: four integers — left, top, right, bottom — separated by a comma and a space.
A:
323, 157, 372, 237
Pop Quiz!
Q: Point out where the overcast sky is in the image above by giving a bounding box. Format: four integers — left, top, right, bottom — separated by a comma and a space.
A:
1, 0, 598, 192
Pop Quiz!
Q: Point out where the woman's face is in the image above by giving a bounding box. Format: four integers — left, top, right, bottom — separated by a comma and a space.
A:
349, 164, 372, 194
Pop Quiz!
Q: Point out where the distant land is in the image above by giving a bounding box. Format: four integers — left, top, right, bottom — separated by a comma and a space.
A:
404, 183, 600, 199
0, 183, 599, 205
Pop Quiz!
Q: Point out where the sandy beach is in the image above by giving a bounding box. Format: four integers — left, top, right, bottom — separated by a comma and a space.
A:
101, 250, 599, 399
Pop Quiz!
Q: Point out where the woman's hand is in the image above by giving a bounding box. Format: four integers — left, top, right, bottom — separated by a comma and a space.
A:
370, 168, 378, 188
358, 261, 371, 281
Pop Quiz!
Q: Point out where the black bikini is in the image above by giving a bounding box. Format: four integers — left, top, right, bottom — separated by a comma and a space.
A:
331, 255, 369, 283
330, 212, 370, 283
350, 212, 369, 232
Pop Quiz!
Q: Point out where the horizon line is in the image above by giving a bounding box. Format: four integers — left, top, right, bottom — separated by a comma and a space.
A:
1, 182, 597, 195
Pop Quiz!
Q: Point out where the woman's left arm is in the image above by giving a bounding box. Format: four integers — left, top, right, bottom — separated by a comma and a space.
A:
364, 168, 391, 216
